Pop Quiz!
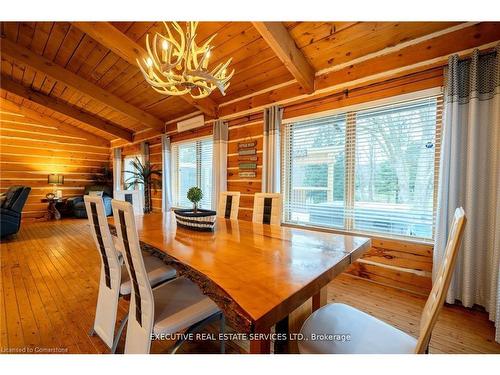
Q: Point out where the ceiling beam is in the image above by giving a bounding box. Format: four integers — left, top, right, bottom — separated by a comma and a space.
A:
72, 22, 219, 118
1, 76, 134, 142
0, 98, 111, 147
0, 37, 164, 132
252, 22, 315, 94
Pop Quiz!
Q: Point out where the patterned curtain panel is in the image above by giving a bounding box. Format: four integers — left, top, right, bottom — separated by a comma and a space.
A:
262, 106, 284, 193
161, 135, 174, 211
212, 120, 228, 210
434, 45, 500, 342
113, 147, 122, 193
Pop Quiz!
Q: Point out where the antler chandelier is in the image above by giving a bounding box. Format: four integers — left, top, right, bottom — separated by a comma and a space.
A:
137, 21, 234, 99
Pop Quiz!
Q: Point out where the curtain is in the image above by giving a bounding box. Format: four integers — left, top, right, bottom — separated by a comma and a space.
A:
262, 106, 284, 193
212, 120, 228, 210
139, 141, 149, 210
112, 147, 122, 193
434, 45, 500, 342
161, 135, 174, 211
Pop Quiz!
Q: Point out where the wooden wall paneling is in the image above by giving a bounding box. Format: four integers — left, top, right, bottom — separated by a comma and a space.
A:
284, 67, 444, 120
226, 119, 263, 219
1, 98, 111, 146
0, 105, 111, 220
0, 76, 134, 141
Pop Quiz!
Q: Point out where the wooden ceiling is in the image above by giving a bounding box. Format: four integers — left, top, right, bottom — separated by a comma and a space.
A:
1, 21, 499, 143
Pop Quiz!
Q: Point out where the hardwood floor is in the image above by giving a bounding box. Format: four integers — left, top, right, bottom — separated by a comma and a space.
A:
1, 219, 499, 354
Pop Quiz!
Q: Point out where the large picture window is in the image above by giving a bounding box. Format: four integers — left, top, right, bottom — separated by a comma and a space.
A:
282, 95, 442, 240
171, 137, 213, 209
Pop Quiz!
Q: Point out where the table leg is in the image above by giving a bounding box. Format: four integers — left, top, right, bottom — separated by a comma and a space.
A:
312, 286, 327, 312
249, 327, 271, 354
274, 316, 289, 354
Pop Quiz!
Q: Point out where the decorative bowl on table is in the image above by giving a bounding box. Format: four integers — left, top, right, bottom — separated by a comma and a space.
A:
173, 209, 217, 231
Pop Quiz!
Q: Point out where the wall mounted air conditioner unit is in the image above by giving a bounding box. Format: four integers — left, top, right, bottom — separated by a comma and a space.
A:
177, 114, 205, 132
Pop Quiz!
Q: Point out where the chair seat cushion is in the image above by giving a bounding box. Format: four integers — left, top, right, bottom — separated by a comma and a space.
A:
152, 277, 220, 335
299, 303, 417, 354
120, 253, 176, 295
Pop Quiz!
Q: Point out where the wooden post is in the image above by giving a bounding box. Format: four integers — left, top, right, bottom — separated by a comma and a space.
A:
312, 286, 327, 312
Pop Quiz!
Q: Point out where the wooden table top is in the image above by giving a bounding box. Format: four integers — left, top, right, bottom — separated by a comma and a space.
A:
109, 212, 370, 332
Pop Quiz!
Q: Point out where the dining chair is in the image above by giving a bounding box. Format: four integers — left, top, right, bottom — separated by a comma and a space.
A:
217, 191, 240, 220
84, 196, 176, 353
252, 192, 282, 226
298, 207, 467, 354
111, 199, 225, 354
114, 189, 143, 215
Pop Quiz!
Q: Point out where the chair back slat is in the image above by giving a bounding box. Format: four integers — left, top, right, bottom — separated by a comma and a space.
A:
252, 193, 282, 226
111, 199, 155, 354
415, 207, 466, 353
84, 195, 122, 348
217, 191, 240, 220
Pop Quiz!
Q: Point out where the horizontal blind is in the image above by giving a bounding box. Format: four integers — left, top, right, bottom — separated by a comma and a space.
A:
282, 94, 443, 240
353, 97, 442, 239
172, 137, 213, 209
199, 139, 213, 209
282, 113, 347, 228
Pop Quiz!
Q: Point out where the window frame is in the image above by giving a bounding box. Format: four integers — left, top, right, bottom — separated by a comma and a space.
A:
171, 135, 213, 210
123, 154, 143, 191
281, 88, 443, 243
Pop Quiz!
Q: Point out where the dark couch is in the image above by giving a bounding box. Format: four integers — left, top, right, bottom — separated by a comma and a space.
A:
1, 186, 31, 238
67, 185, 113, 218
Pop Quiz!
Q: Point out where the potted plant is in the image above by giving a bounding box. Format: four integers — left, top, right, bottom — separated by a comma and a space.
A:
173, 187, 216, 231
91, 165, 113, 187
124, 157, 161, 214
187, 186, 203, 213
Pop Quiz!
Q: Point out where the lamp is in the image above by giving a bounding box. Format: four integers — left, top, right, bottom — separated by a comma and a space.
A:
48, 174, 64, 197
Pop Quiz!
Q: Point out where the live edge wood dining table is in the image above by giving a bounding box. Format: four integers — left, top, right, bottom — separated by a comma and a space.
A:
108, 212, 371, 354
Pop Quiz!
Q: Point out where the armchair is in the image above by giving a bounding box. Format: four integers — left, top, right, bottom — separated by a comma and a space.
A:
67, 185, 113, 218
1, 186, 31, 239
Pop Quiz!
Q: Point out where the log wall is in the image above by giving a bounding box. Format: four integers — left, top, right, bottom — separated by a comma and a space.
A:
0, 100, 111, 220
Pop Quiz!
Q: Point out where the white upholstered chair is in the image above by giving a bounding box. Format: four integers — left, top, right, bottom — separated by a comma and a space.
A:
217, 191, 240, 220
299, 207, 467, 354
111, 199, 224, 354
252, 192, 282, 226
84, 196, 176, 353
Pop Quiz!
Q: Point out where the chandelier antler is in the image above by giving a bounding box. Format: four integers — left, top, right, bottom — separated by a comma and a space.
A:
137, 21, 235, 99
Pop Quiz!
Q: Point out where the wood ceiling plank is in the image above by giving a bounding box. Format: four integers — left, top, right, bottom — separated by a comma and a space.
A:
315, 22, 500, 91
310, 22, 462, 70
17, 22, 36, 48
1, 54, 14, 78
72, 22, 219, 118
288, 22, 358, 49
252, 22, 315, 93
1, 75, 134, 141
219, 22, 500, 119
30, 22, 53, 55
1, 38, 165, 131
1, 22, 20, 41
220, 67, 293, 103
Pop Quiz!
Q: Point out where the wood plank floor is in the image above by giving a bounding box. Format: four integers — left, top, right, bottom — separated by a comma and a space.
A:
1, 219, 499, 354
